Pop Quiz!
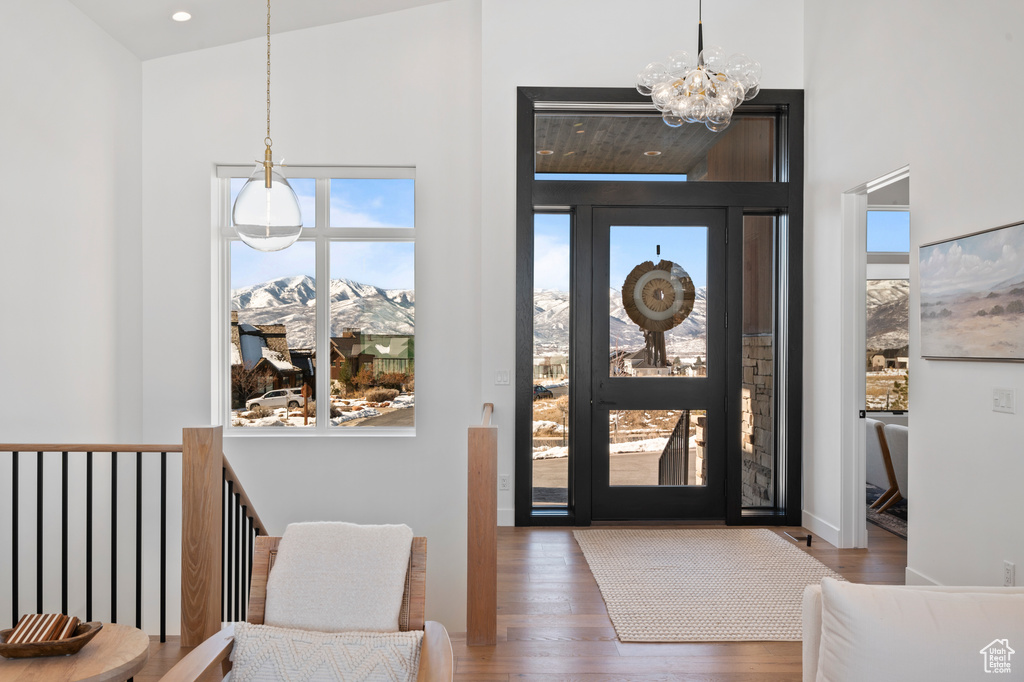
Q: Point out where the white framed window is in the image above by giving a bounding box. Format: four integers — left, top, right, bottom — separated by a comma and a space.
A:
213, 166, 415, 434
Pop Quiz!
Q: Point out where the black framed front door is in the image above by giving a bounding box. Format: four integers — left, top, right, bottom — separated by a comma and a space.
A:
589, 207, 728, 519
514, 86, 804, 527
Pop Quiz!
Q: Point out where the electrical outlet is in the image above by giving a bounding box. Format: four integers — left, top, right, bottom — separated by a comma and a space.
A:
1005, 561, 1016, 587
498, 474, 511, 491
494, 370, 510, 386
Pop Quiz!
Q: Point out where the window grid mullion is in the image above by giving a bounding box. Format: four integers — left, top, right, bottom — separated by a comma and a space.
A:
316, 179, 330, 433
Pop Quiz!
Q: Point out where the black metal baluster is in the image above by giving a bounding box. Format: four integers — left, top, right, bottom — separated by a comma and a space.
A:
36, 451, 43, 615
11, 452, 19, 627
62, 451, 68, 615
160, 451, 167, 643
111, 452, 118, 623
227, 479, 234, 621
235, 495, 242, 622
135, 451, 142, 630
246, 515, 253, 619
221, 473, 226, 622
86, 452, 93, 622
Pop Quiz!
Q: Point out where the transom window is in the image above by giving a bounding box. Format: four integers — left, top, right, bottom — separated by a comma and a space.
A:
215, 166, 416, 433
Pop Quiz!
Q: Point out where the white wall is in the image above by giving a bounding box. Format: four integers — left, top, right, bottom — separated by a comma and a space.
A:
804, 1, 1024, 583
480, 0, 805, 523
0, 0, 145, 630
0, 0, 142, 442
141, 0, 481, 630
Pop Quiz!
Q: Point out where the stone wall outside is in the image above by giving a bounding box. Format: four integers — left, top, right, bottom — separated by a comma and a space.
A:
742, 334, 774, 507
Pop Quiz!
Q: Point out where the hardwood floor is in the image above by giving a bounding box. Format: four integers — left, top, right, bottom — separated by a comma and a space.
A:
134, 524, 906, 682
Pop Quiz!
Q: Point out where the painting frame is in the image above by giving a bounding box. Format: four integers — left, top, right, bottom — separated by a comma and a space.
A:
919, 219, 1024, 361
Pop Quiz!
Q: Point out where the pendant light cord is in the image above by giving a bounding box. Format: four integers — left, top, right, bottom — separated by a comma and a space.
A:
265, 0, 272, 148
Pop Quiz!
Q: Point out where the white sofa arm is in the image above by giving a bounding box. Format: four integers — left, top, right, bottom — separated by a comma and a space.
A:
802, 585, 822, 682
803, 580, 1024, 682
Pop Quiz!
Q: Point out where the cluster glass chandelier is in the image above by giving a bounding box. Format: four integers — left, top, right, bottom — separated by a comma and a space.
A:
232, 0, 303, 252
635, 0, 761, 132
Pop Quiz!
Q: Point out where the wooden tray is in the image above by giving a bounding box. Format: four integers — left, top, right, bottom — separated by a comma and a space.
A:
0, 621, 103, 658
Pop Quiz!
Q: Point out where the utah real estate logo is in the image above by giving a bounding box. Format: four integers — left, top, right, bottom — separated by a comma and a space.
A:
980, 639, 1015, 674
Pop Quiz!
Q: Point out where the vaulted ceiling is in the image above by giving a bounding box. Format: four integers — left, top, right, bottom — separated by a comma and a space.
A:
68, 0, 450, 60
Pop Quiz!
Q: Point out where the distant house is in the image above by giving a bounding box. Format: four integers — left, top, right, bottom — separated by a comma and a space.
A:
866, 346, 909, 370
330, 328, 414, 381
534, 354, 568, 380
619, 349, 673, 377
231, 311, 307, 400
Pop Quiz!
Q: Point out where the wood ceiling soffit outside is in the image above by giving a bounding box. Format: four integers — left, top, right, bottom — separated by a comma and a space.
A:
535, 114, 727, 175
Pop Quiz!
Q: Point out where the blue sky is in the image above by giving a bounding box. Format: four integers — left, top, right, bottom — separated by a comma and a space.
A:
610, 225, 707, 291
231, 241, 414, 290
230, 176, 415, 290
919, 222, 1024, 296
533, 214, 708, 292
867, 211, 910, 252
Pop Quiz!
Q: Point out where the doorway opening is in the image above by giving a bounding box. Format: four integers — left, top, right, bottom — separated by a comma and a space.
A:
516, 87, 804, 526
840, 166, 910, 548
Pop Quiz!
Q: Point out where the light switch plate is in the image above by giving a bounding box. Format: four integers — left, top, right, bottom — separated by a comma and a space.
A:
993, 388, 1015, 414
495, 370, 510, 385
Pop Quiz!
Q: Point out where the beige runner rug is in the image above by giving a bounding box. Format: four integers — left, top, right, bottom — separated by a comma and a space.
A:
573, 528, 843, 641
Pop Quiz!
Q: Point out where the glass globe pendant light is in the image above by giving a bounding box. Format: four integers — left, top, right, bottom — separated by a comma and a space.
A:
232, 0, 302, 252
635, 0, 761, 132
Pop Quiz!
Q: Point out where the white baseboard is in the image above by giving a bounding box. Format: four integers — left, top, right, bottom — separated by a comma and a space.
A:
905, 566, 941, 586
498, 507, 515, 526
802, 510, 840, 547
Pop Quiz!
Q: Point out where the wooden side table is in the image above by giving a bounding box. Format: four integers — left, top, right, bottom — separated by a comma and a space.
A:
0, 622, 149, 682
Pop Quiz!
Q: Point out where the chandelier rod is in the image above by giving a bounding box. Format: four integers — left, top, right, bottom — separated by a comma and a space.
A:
697, 0, 704, 64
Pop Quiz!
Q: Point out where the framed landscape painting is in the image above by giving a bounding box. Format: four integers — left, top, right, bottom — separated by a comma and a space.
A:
919, 220, 1024, 360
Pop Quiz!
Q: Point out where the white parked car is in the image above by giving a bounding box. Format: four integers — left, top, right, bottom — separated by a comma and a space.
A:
245, 388, 306, 410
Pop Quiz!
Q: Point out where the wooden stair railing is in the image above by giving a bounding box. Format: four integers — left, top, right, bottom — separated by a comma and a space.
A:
180, 426, 268, 646
467, 403, 497, 646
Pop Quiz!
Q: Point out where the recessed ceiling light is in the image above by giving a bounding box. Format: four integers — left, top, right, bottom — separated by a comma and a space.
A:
644, 151, 662, 156
537, 149, 554, 155
172, 11, 192, 22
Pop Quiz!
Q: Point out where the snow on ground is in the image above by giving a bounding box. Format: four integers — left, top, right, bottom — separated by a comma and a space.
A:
330, 407, 381, 425
533, 445, 568, 459
610, 437, 669, 454
533, 420, 566, 434
390, 394, 415, 409
231, 393, 413, 426
532, 436, 670, 460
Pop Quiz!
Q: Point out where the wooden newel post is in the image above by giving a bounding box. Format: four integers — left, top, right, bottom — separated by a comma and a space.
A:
467, 406, 497, 646
181, 426, 223, 646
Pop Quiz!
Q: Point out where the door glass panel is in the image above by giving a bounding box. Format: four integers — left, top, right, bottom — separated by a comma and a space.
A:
609, 226, 707, 378
533, 214, 570, 506
741, 216, 776, 508
608, 409, 707, 486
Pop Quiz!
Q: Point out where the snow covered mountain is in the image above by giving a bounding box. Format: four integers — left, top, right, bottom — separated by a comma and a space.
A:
232, 276, 414, 349
534, 287, 709, 358
866, 279, 910, 351
235, 275, 711, 359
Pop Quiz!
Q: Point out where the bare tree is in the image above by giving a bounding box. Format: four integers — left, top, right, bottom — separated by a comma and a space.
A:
231, 365, 275, 409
